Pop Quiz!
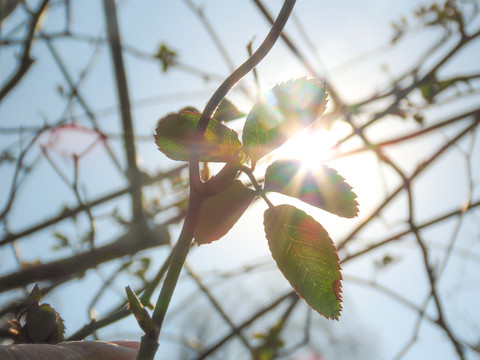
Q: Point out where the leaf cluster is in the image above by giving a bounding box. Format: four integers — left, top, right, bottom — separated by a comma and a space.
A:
155, 79, 359, 320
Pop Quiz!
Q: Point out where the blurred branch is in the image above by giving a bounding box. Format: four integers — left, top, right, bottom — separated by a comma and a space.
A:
405, 174, 464, 358
196, 292, 297, 360
0, 0, 50, 102
67, 249, 173, 341
103, 0, 144, 224
0, 224, 169, 293
342, 199, 480, 264
330, 108, 480, 161
338, 118, 479, 251
0, 128, 46, 221
185, 263, 253, 353
0, 165, 186, 246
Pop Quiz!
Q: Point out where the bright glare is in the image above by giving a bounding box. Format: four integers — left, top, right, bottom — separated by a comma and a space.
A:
276, 124, 344, 169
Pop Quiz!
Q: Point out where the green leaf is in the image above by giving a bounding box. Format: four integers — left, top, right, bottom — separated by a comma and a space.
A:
24, 303, 65, 343
264, 205, 342, 320
195, 180, 257, 245
154, 43, 178, 72
264, 160, 358, 218
242, 79, 327, 167
29, 284, 42, 303
155, 111, 242, 162
14, 286, 65, 344
252, 320, 286, 360
52, 232, 69, 250
420, 76, 456, 103
213, 98, 245, 122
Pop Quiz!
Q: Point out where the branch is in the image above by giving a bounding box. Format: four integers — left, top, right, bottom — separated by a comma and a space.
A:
67, 249, 173, 341
342, 199, 480, 264
196, 292, 296, 360
0, 0, 50, 103
185, 263, 253, 352
103, 0, 144, 223
406, 181, 464, 358
338, 119, 479, 251
0, 165, 186, 246
0, 224, 169, 293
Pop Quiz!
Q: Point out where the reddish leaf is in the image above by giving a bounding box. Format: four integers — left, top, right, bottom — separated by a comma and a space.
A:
195, 180, 257, 245
264, 205, 342, 320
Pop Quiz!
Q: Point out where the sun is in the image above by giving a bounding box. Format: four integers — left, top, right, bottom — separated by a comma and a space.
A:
276, 122, 346, 169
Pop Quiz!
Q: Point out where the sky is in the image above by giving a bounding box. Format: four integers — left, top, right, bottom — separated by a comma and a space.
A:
1, 0, 480, 359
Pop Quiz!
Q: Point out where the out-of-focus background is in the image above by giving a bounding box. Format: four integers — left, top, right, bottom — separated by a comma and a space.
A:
1, 0, 480, 359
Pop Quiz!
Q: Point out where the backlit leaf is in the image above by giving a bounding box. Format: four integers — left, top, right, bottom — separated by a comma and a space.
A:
205, 161, 241, 195
264, 205, 342, 319
242, 79, 327, 167
264, 160, 358, 218
213, 98, 245, 122
195, 180, 257, 245
155, 111, 242, 162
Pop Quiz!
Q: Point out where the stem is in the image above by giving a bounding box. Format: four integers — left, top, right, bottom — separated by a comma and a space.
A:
137, 190, 203, 359
241, 165, 274, 209
197, 0, 297, 133
138, 1, 297, 358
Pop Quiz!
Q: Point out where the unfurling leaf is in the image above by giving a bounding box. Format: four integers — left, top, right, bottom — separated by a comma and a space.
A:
252, 319, 286, 359
125, 286, 156, 335
213, 98, 245, 122
264, 160, 358, 218
155, 43, 178, 72
11, 285, 65, 344
264, 205, 342, 319
195, 180, 256, 245
155, 111, 242, 162
420, 75, 456, 103
242, 79, 327, 167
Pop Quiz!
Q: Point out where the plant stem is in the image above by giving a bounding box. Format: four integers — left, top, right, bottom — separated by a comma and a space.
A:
137, 192, 203, 359
241, 165, 274, 209
196, 0, 297, 133
138, 1, 297, 358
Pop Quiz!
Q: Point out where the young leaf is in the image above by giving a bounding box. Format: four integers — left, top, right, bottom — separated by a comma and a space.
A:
195, 180, 257, 245
264, 205, 342, 320
213, 98, 245, 122
242, 79, 327, 167
264, 160, 358, 218
125, 286, 156, 335
155, 111, 242, 162
205, 161, 241, 195
154, 43, 178, 72
12, 285, 65, 344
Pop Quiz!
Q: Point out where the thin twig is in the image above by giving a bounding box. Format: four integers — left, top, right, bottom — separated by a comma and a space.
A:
0, 0, 50, 102
185, 262, 253, 352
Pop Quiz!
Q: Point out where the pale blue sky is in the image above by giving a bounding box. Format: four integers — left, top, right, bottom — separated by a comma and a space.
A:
1, 1, 480, 359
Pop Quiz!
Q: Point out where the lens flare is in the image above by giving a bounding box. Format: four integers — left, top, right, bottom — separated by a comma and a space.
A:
278, 127, 338, 170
